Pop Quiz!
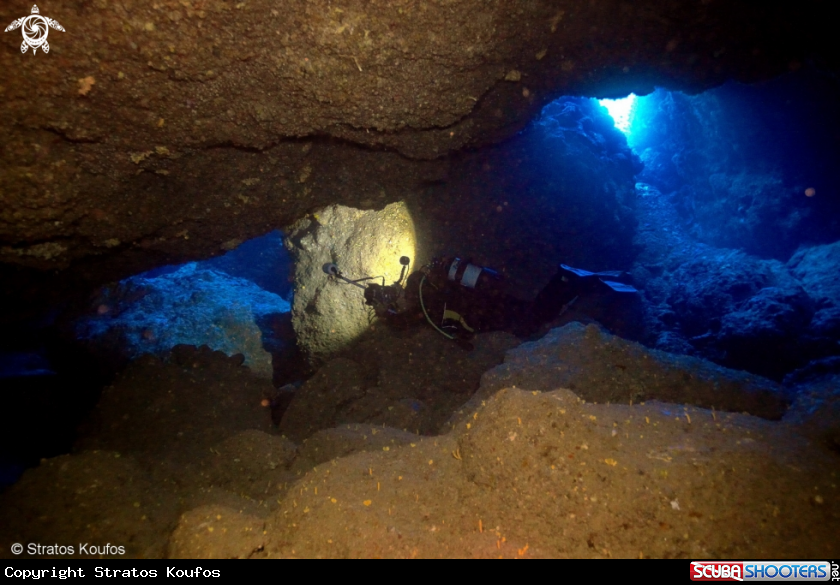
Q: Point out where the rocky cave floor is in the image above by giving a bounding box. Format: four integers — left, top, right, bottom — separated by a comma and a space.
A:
1, 316, 839, 559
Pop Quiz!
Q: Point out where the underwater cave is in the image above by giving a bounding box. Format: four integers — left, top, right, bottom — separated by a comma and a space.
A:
1, 0, 839, 560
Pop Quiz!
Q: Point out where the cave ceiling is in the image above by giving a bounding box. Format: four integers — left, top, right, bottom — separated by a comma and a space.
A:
0, 0, 835, 315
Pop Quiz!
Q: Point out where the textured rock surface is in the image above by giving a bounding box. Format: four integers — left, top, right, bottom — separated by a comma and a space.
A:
3, 316, 838, 559
290, 424, 419, 475
789, 241, 840, 339
198, 430, 297, 500
450, 322, 790, 426
1, 0, 834, 281
278, 357, 370, 443
284, 202, 416, 365
168, 504, 266, 560
262, 388, 838, 559
0, 450, 174, 559
277, 326, 520, 441
74, 262, 289, 378
74, 348, 277, 467
631, 177, 837, 379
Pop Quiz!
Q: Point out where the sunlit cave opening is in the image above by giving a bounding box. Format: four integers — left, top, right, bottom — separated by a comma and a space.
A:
580, 74, 840, 385
598, 94, 638, 135
527, 70, 840, 391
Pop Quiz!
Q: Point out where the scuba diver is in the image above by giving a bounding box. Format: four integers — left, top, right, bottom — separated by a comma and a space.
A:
326, 255, 637, 347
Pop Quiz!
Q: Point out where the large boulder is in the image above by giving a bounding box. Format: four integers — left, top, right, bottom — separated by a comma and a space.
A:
74, 263, 289, 379
631, 179, 830, 379
283, 202, 417, 365
261, 387, 839, 559
788, 240, 840, 342
449, 322, 790, 427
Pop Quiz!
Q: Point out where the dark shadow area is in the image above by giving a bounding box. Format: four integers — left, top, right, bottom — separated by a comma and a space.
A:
0, 337, 109, 493
0, 230, 298, 489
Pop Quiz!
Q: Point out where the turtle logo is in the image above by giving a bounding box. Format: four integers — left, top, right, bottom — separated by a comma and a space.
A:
5, 5, 65, 55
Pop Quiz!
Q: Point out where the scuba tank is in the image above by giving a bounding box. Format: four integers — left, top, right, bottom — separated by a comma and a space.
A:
435, 257, 504, 295
419, 257, 507, 347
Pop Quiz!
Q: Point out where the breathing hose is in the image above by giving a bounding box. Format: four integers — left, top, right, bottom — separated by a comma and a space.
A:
419, 274, 455, 340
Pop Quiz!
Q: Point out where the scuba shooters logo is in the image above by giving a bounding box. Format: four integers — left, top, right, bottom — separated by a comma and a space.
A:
5, 4, 65, 54
690, 561, 833, 581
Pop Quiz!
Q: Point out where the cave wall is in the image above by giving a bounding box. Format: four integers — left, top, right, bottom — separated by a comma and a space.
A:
0, 143, 444, 325
1, 0, 836, 323
629, 72, 840, 379
630, 72, 840, 259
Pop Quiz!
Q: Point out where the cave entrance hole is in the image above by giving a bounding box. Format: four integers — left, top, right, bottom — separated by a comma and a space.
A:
598, 94, 638, 135
73, 229, 299, 388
